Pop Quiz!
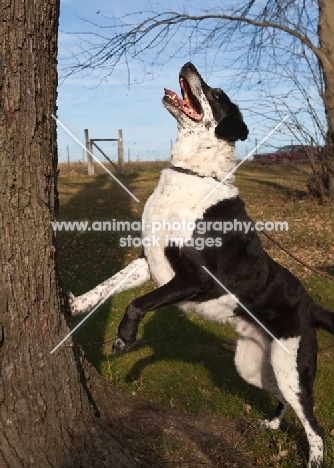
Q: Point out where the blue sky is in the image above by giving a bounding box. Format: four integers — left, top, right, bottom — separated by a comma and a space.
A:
57, 0, 323, 163
58, 0, 199, 163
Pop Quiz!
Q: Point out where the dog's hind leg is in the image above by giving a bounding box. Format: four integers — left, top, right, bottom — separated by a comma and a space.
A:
234, 321, 289, 429
65, 255, 151, 316
271, 335, 324, 468
259, 399, 289, 430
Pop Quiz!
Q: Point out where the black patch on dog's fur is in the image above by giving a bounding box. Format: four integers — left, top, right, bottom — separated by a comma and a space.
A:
215, 109, 249, 141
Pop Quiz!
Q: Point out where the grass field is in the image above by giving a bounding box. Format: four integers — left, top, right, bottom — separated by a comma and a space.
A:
57, 161, 334, 467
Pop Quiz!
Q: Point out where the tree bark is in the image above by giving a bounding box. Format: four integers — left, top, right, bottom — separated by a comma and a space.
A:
0, 1, 139, 466
318, 0, 334, 201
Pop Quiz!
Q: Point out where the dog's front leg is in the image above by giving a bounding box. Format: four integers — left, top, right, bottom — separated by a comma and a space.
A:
113, 272, 205, 352
65, 255, 150, 316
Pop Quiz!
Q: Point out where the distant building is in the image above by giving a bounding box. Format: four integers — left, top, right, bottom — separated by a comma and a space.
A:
253, 145, 322, 164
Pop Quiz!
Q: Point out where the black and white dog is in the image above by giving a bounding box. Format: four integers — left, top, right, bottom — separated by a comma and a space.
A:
67, 63, 333, 467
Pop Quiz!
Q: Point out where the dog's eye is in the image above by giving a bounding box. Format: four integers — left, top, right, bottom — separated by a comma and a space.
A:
212, 89, 221, 99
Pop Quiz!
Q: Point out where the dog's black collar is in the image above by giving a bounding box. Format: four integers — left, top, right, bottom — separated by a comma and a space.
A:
169, 164, 220, 182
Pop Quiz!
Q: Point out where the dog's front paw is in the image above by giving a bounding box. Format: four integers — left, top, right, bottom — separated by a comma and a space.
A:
64, 291, 93, 316
112, 335, 135, 353
64, 291, 76, 316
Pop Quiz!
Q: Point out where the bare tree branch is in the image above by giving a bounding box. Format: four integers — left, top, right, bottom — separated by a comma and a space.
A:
60, 2, 320, 79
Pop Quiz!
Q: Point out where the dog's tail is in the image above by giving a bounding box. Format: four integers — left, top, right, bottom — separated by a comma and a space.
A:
313, 304, 334, 334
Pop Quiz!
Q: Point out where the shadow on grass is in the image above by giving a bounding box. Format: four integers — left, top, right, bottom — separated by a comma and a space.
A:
123, 307, 275, 417
244, 177, 308, 200
57, 171, 143, 371
318, 264, 334, 276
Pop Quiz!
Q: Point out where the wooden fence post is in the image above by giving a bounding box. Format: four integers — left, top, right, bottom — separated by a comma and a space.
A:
118, 129, 124, 173
84, 128, 94, 175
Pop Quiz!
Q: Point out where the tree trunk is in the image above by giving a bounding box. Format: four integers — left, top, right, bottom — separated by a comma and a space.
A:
0, 1, 140, 466
318, 0, 334, 201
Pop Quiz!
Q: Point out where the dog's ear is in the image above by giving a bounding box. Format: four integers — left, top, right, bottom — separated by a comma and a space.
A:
215, 110, 248, 141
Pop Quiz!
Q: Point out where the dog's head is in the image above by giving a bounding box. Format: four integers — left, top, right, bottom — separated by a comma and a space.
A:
163, 62, 248, 142
163, 63, 248, 179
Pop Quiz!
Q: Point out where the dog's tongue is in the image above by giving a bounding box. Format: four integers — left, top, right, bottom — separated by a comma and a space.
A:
164, 88, 203, 121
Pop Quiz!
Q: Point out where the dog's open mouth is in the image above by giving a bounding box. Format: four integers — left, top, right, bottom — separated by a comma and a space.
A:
164, 75, 203, 122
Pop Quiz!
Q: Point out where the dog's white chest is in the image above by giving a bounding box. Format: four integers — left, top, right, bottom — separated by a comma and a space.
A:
142, 168, 238, 287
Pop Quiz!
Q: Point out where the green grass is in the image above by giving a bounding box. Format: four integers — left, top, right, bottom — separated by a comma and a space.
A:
57, 162, 334, 467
